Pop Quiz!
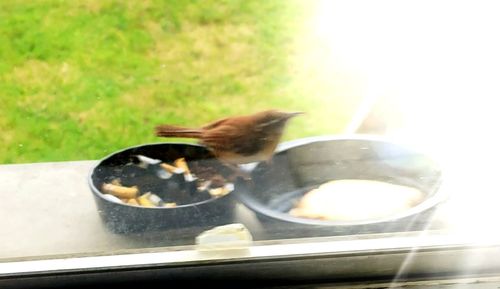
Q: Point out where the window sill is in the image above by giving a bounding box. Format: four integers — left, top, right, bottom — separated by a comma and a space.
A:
1, 160, 500, 287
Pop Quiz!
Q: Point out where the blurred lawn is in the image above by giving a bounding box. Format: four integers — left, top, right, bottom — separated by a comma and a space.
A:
0, 0, 361, 164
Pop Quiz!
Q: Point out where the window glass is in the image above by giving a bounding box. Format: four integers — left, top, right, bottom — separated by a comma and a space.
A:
1, 0, 500, 274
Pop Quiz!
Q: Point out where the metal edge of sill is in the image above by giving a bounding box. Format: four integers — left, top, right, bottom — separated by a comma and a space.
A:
1, 230, 500, 278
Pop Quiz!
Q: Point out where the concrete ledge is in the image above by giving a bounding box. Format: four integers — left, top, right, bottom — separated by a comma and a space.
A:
0, 161, 207, 260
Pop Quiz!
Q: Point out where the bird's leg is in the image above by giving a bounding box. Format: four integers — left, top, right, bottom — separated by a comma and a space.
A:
222, 162, 252, 182
253, 156, 274, 171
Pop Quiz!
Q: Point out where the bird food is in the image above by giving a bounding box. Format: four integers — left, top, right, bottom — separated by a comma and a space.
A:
289, 179, 424, 222
99, 155, 234, 208
101, 183, 139, 199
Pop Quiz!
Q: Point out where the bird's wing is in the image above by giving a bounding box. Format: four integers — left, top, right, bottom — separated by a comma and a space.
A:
201, 123, 267, 156
201, 124, 241, 152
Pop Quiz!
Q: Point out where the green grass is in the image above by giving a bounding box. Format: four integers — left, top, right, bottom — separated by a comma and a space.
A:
0, 0, 359, 164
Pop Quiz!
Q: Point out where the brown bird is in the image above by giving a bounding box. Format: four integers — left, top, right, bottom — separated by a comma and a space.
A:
155, 109, 303, 165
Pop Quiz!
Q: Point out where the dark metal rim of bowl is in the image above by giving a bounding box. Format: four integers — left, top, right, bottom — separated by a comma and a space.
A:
88, 142, 234, 210
234, 134, 448, 227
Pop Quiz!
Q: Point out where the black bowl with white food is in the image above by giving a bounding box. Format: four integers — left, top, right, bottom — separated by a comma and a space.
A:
89, 143, 237, 234
235, 135, 445, 236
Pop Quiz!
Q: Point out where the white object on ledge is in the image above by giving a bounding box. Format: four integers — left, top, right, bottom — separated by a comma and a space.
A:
195, 223, 253, 250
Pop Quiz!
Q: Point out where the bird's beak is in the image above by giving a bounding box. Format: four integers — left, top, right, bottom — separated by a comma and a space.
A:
286, 111, 305, 118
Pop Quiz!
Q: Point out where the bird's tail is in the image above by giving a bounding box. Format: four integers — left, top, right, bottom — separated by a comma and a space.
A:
154, 125, 203, 138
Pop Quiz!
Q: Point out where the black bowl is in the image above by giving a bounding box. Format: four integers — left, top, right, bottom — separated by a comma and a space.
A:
88, 143, 236, 234
235, 135, 445, 232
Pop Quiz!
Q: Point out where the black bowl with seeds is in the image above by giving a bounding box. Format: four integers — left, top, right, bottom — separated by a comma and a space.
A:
88, 142, 237, 234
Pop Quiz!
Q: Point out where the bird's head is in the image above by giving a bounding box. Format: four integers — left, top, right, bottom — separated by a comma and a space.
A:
255, 109, 304, 131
